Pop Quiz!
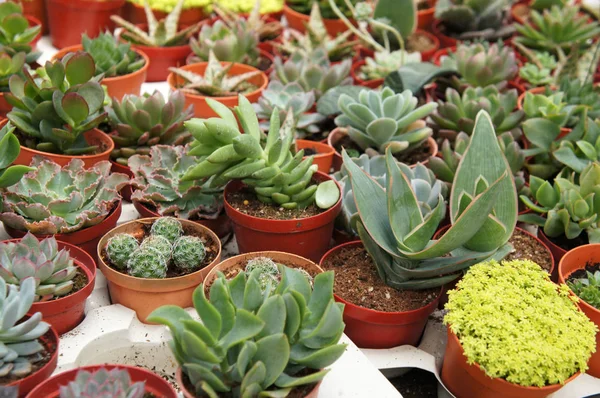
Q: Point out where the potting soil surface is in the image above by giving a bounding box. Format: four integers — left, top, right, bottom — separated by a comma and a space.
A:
0, 329, 56, 384
333, 135, 433, 165
226, 189, 325, 220
505, 228, 552, 272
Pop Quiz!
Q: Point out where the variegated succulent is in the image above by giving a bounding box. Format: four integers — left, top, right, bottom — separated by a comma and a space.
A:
0, 158, 128, 235
0, 2, 41, 64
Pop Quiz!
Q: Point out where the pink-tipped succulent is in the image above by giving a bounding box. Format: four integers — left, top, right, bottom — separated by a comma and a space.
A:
59, 368, 146, 398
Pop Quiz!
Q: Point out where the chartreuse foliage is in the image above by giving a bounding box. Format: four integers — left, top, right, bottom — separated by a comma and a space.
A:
147, 265, 346, 397
445, 259, 597, 387
344, 110, 517, 289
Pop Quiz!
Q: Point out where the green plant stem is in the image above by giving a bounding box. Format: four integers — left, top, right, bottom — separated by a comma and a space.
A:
327, 0, 385, 52
369, 17, 406, 64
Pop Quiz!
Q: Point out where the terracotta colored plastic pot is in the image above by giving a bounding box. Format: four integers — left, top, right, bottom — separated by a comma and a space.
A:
12, 128, 114, 169
282, 4, 354, 37
46, 0, 125, 49
4, 201, 122, 261
558, 244, 600, 378
19, 0, 48, 34
0, 92, 11, 119
350, 60, 384, 89
123, 1, 205, 25
168, 62, 268, 118
133, 200, 233, 239
186, 48, 274, 76
224, 172, 342, 262
97, 217, 222, 323
320, 241, 441, 348
431, 20, 457, 48
511, 2, 530, 25
442, 328, 579, 397
52, 45, 150, 100
296, 139, 334, 173
8, 325, 58, 397
417, 0, 436, 31
26, 364, 177, 398
357, 30, 440, 62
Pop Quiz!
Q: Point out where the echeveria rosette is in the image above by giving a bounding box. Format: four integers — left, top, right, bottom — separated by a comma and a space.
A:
82, 32, 146, 78
0, 2, 41, 64
0, 158, 129, 235
59, 368, 146, 398
568, 270, 600, 310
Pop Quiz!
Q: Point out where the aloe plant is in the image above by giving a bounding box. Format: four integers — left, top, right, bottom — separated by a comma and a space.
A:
343, 109, 517, 289
0, 122, 34, 188
0, 2, 41, 64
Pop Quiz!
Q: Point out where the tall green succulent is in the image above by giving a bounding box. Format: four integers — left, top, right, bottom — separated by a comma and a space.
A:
0, 122, 34, 188
6, 52, 107, 155
0, 2, 41, 64
81, 32, 146, 78
0, 52, 25, 92
108, 90, 193, 165
434, 0, 514, 41
344, 109, 517, 289
0, 159, 129, 235
147, 264, 346, 397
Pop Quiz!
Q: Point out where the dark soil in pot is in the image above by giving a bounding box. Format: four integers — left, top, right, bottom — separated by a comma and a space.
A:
505, 228, 552, 272
567, 262, 600, 285
548, 233, 590, 252
301, 117, 336, 142
226, 188, 325, 220
43, 271, 88, 302
332, 135, 432, 165
321, 245, 438, 312
0, 328, 56, 384
256, 55, 272, 72
390, 368, 438, 398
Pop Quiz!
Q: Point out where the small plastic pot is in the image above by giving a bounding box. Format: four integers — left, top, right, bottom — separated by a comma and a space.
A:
441, 328, 579, 398
319, 240, 441, 348
186, 48, 275, 77
0, 92, 11, 119
431, 19, 457, 49
52, 45, 150, 100
167, 62, 268, 118
26, 364, 177, 398
558, 244, 600, 378
511, 2, 530, 25
224, 172, 342, 262
123, 1, 205, 25
296, 139, 334, 173
12, 128, 114, 169
20, 0, 48, 34
46, 0, 125, 49
282, 3, 353, 37
350, 60, 384, 89
417, 0, 436, 31
97, 217, 222, 323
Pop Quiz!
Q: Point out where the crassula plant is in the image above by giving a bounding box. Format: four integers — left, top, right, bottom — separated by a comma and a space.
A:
81, 32, 146, 78
0, 2, 41, 64
445, 259, 596, 386
147, 264, 346, 397
59, 368, 146, 398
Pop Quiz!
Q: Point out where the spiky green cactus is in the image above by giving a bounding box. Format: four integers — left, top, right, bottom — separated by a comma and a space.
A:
172, 236, 205, 270
106, 234, 139, 270
140, 236, 172, 261
150, 217, 183, 243
127, 248, 167, 279
244, 256, 280, 292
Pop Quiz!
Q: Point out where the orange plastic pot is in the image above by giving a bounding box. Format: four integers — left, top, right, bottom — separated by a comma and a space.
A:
223, 172, 342, 262
19, 0, 48, 34
350, 60, 384, 89
97, 217, 222, 323
319, 240, 441, 348
26, 364, 177, 398
123, 2, 205, 25
46, 0, 125, 49
511, 2, 530, 25
441, 328, 579, 397
133, 200, 233, 239
167, 62, 268, 118
4, 201, 122, 261
558, 244, 600, 378
296, 139, 334, 173
417, 0, 436, 31
282, 3, 354, 37
12, 128, 114, 169
0, 92, 11, 118
8, 325, 58, 397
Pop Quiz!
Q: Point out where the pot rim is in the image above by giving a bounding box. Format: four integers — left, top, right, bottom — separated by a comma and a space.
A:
558, 243, 600, 316
282, 3, 346, 23
296, 139, 335, 158
122, 23, 196, 52
46, 0, 125, 10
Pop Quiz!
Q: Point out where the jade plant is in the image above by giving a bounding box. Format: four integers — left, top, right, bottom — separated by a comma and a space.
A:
0, 233, 78, 302
343, 109, 518, 289
129, 145, 224, 220
434, 0, 514, 41
445, 259, 596, 386
81, 32, 146, 78
0, 2, 41, 64
147, 264, 346, 397
568, 270, 600, 310
59, 368, 146, 398
107, 91, 193, 165
0, 52, 25, 92
0, 122, 34, 188
183, 96, 340, 210
6, 52, 107, 155
0, 277, 50, 377
0, 158, 128, 235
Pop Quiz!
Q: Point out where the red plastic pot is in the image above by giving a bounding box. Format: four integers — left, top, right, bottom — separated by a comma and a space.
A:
19, 0, 48, 34
441, 328, 579, 398
350, 60, 384, 89
46, 0, 125, 49
511, 2, 530, 25
0, 92, 11, 119
320, 240, 441, 348
558, 244, 600, 378
224, 171, 342, 262
123, 1, 205, 25
417, 0, 437, 31
296, 139, 334, 173
26, 364, 177, 398
4, 201, 122, 261
431, 19, 457, 49
133, 200, 233, 239
282, 3, 353, 37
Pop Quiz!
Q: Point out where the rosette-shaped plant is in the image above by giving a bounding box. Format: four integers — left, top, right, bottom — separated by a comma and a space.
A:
0, 122, 34, 188
213, 0, 283, 42
0, 277, 50, 377
150, 217, 183, 243
559, 77, 600, 121
551, 117, 600, 174
172, 236, 205, 270
0, 52, 25, 92
344, 110, 517, 289
108, 91, 194, 165
127, 248, 167, 279
106, 234, 139, 270
129, 145, 224, 220
147, 264, 346, 397
334, 87, 437, 155
0, 158, 128, 235
126, 0, 212, 13
59, 368, 146, 398
0, 2, 41, 64
81, 32, 146, 78
518, 63, 553, 86
361, 50, 422, 81
183, 96, 340, 210
6, 52, 107, 155
0, 233, 77, 301
434, 0, 514, 41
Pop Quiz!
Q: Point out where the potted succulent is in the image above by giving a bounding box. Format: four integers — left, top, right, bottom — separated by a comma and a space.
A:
182, 96, 342, 262
0, 121, 34, 187
0, 233, 96, 335
5, 53, 112, 168
46, 0, 125, 49
0, 53, 27, 118
123, 0, 209, 25
16, 0, 47, 35
284, 0, 356, 36
0, 277, 59, 397
52, 32, 149, 100
147, 262, 347, 397
168, 50, 268, 118
128, 145, 232, 238
510, 0, 567, 25
0, 158, 128, 258
0, 2, 42, 69
26, 365, 178, 397
111, 0, 202, 81
558, 244, 600, 378
442, 259, 596, 397
97, 216, 222, 322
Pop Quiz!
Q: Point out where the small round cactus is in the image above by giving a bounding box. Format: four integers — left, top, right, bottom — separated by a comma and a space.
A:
172, 236, 206, 270
141, 235, 172, 261
150, 217, 183, 243
127, 248, 167, 279
245, 257, 280, 291
106, 233, 139, 269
